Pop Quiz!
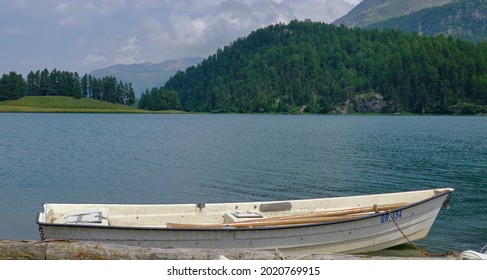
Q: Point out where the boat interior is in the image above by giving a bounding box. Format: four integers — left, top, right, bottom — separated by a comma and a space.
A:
38, 188, 452, 229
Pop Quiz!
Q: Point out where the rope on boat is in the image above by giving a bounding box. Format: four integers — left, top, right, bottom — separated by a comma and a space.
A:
388, 210, 459, 258
38, 225, 45, 241
481, 244, 487, 254
274, 249, 288, 260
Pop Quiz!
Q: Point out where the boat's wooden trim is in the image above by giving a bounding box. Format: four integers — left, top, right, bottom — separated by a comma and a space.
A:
166, 202, 407, 229
167, 213, 365, 229
253, 202, 406, 221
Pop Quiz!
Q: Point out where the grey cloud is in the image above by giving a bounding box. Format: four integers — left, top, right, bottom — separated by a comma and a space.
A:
0, 0, 360, 75
103, 0, 359, 68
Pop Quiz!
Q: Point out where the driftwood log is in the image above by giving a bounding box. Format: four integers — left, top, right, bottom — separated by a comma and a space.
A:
0, 240, 457, 260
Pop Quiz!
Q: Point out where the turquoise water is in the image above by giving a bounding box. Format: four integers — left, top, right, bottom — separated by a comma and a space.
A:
0, 113, 485, 254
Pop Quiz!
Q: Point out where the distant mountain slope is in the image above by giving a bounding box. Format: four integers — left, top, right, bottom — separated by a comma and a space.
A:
333, 0, 454, 27
90, 57, 203, 97
367, 0, 487, 43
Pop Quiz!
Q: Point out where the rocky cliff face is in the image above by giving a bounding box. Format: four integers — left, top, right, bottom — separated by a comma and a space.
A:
354, 93, 391, 113
333, 100, 353, 114
333, 93, 394, 114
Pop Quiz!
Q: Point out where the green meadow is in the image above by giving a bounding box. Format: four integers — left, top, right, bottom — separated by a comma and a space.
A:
0, 96, 183, 113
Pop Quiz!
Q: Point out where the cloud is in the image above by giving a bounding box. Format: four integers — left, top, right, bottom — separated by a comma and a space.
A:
51, 0, 128, 28
10, 0, 28, 9
82, 53, 108, 66
81, 0, 359, 70
114, 37, 141, 64
345, 0, 362, 4
77, 35, 87, 45
52, 0, 128, 16
58, 16, 77, 27
0, 0, 361, 75
133, 1, 290, 62
2, 27, 28, 36
118, 37, 140, 54
55, 2, 70, 13
130, 0, 356, 64
288, 0, 358, 22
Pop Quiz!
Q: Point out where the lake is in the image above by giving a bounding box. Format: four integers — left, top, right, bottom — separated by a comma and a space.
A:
0, 113, 485, 255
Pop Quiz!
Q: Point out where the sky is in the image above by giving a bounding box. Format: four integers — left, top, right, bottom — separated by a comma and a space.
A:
0, 0, 361, 76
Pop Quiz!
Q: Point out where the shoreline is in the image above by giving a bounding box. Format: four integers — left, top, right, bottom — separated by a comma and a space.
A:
0, 239, 459, 260
1, 96, 485, 115
1, 108, 485, 116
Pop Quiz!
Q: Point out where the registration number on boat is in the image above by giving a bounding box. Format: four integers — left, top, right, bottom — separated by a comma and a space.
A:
380, 210, 402, 223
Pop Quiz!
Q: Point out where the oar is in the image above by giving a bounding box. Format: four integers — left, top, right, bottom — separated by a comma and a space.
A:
250, 202, 406, 222
167, 213, 370, 229
166, 202, 407, 229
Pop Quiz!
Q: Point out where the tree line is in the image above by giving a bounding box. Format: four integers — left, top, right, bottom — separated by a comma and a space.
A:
164, 20, 487, 114
0, 69, 135, 106
138, 87, 181, 111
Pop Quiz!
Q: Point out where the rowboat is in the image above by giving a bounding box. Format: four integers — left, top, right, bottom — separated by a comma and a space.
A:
36, 188, 453, 254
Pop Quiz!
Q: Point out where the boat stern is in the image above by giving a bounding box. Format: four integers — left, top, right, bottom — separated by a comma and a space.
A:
36, 203, 50, 224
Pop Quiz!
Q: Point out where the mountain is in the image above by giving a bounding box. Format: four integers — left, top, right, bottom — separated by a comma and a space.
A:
164, 20, 487, 114
333, 0, 454, 27
90, 57, 203, 97
367, 0, 487, 43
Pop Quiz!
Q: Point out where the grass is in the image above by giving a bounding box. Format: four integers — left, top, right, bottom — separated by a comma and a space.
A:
0, 96, 184, 113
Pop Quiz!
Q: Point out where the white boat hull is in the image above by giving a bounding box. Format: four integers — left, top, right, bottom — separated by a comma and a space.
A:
37, 188, 453, 254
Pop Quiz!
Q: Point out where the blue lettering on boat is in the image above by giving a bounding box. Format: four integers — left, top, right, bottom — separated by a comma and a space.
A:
380, 210, 402, 224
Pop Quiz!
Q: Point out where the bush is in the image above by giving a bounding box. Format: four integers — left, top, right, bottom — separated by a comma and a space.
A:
454, 103, 486, 114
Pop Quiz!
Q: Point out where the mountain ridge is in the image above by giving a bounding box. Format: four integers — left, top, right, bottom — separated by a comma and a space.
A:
90, 57, 203, 97
367, 0, 487, 43
333, 0, 454, 27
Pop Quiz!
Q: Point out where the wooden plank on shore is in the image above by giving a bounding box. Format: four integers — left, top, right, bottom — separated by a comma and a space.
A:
0, 240, 454, 260
0, 240, 48, 260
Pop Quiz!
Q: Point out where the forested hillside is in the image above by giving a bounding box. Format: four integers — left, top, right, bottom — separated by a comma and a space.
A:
367, 0, 487, 43
164, 20, 487, 114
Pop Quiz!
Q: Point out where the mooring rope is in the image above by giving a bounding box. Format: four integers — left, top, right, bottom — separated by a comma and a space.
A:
388, 211, 459, 258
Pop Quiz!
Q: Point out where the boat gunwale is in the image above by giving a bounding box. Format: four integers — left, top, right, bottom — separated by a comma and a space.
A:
36, 189, 453, 232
